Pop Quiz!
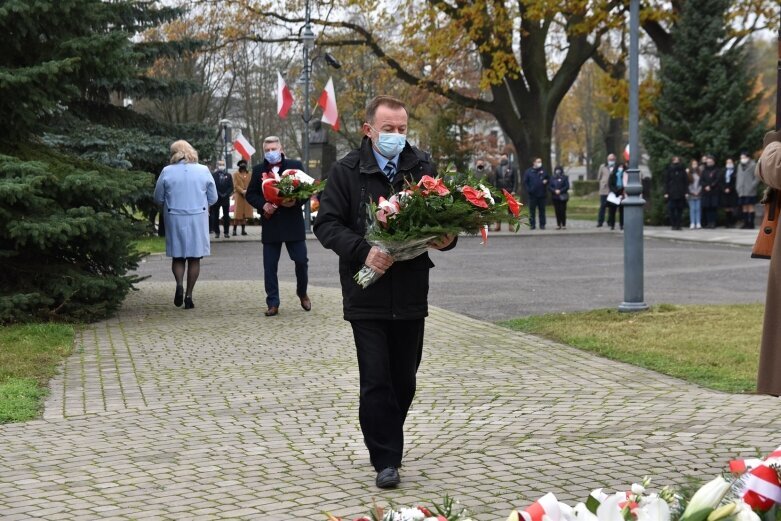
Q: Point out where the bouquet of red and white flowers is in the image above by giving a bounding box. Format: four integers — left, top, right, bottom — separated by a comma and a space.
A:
327, 496, 475, 521
354, 170, 522, 288
262, 168, 326, 206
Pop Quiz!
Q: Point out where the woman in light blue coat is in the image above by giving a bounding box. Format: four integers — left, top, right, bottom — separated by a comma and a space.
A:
154, 140, 217, 309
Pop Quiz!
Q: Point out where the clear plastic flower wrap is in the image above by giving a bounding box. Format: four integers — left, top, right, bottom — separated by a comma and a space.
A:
353, 171, 522, 289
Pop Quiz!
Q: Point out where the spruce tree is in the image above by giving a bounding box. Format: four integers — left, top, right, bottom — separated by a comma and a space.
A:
0, 0, 209, 322
643, 0, 766, 224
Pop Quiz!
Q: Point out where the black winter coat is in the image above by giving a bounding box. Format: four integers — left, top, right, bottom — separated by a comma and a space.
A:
246, 156, 306, 243
721, 167, 738, 207
700, 165, 721, 208
664, 163, 689, 199
313, 137, 456, 321
212, 169, 234, 202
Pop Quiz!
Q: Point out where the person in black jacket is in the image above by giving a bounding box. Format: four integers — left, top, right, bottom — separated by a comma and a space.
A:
721, 157, 738, 227
522, 158, 549, 230
245, 136, 310, 316
313, 95, 457, 490
491, 154, 518, 231
663, 156, 689, 230
607, 163, 625, 230
210, 160, 234, 239
548, 165, 570, 229
700, 155, 721, 228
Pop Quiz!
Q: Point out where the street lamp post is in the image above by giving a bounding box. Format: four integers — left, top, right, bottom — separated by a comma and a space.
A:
300, 3, 315, 233
618, 0, 649, 312
219, 119, 232, 170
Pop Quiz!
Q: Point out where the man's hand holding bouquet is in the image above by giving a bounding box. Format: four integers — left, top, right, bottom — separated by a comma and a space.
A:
261, 169, 326, 218
355, 168, 523, 288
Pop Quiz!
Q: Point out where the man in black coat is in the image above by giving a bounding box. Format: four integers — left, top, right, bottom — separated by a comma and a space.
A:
245, 136, 310, 316
314, 95, 457, 489
211, 160, 234, 239
663, 156, 689, 230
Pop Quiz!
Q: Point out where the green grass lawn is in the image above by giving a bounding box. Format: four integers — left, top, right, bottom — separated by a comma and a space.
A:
565, 194, 601, 221
132, 236, 166, 254
500, 303, 763, 393
0, 323, 74, 423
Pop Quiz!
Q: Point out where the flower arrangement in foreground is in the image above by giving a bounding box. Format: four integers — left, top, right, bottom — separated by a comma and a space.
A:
354, 171, 523, 288
261, 168, 326, 206
327, 495, 475, 521
327, 445, 781, 521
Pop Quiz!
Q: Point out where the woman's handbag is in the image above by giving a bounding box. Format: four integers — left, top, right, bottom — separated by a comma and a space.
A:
559, 192, 569, 201
752, 187, 779, 259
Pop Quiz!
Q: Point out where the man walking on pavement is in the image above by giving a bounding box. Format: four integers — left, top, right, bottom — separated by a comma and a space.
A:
596, 154, 616, 228
523, 157, 550, 230
211, 160, 233, 239
245, 136, 311, 317
314, 95, 457, 489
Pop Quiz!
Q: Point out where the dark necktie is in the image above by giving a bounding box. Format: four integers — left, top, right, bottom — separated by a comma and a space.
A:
383, 162, 396, 182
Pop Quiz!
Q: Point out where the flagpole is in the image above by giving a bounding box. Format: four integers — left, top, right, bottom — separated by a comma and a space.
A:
301, 0, 315, 233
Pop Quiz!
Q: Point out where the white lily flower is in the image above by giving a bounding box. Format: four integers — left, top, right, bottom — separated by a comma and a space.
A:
679, 477, 731, 521
733, 501, 761, 521
596, 494, 625, 521
636, 495, 671, 521
397, 507, 425, 521
632, 483, 646, 495
478, 184, 495, 204
573, 503, 599, 521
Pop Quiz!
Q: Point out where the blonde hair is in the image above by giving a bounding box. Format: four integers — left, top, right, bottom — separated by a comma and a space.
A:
170, 140, 199, 164
263, 136, 281, 146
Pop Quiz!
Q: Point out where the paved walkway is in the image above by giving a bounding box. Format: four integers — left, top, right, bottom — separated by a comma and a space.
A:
1, 279, 780, 520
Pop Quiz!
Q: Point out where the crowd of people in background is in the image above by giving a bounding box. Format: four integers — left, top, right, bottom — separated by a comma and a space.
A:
664, 152, 758, 230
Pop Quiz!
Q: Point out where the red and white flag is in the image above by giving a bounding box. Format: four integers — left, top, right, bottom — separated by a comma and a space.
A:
317, 77, 339, 131
233, 132, 255, 161
277, 71, 294, 119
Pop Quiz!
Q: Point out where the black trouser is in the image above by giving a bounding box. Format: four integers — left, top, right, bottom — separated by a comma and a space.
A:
210, 199, 230, 234
552, 200, 567, 227
607, 202, 623, 229
350, 319, 425, 471
527, 196, 547, 229
703, 206, 718, 228
667, 198, 685, 228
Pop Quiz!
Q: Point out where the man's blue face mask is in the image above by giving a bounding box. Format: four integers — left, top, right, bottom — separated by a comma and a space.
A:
265, 150, 282, 164
370, 125, 406, 159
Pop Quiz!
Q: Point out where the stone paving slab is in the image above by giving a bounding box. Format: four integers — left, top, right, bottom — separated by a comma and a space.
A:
1, 280, 780, 520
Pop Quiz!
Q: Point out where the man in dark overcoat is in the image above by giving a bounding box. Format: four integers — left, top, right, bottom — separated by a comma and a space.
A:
314, 95, 457, 489
246, 136, 311, 316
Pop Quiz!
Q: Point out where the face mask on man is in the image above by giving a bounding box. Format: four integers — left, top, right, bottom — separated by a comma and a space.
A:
740, 157, 749, 165
533, 161, 542, 169
726, 163, 734, 169
370, 126, 406, 158
608, 160, 615, 167
264, 150, 282, 164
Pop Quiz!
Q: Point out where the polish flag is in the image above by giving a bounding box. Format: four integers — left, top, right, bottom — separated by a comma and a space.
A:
233, 132, 255, 161
277, 72, 294, 118
317, 77, 340, 131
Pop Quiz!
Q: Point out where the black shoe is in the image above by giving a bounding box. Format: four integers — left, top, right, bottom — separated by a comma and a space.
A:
214, 233, 220, 239
597, 223, 603, 228
224, 232, 230, 238
174, 285, 184, 307
184, 297, 194, 309
232, 229, 237, 236
375, 467, 400, 489
241, 230, 248, 236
